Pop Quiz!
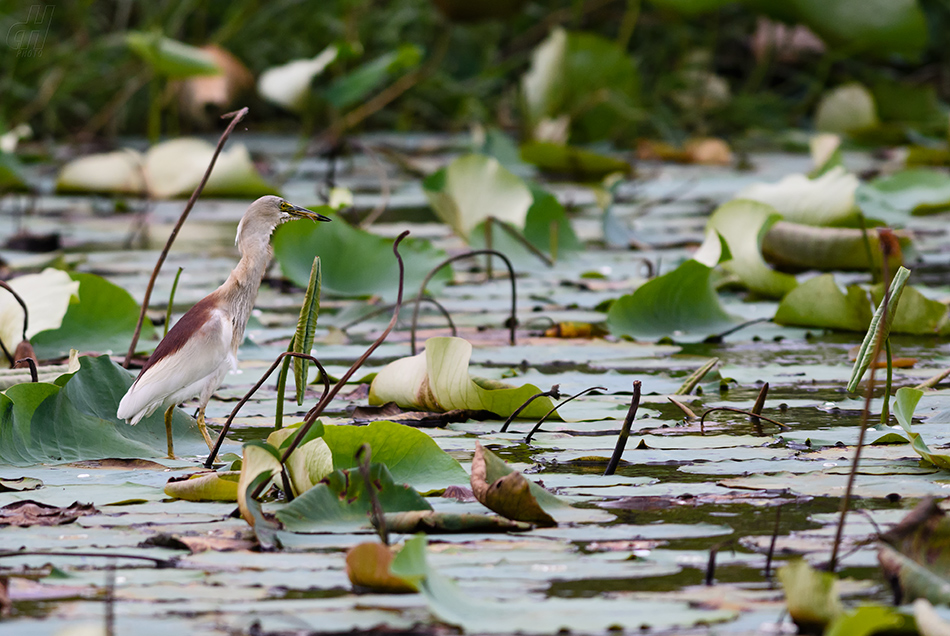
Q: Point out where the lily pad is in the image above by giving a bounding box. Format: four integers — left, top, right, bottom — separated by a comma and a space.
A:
774, 274, 872, 332
368, 337, 559, 420
0, 355, 204, 466
857, 169, 950, 224
272, 214, 450, 300
879, 498, 950, 606
471, 442, 566, 526
275, 463, 431, 532
706, 199, 797, 299
893, 388, 950, 470
163, 471, 239, 502
0, 268, 79, 356
735, 167, 859, 227
321, 420, 468, 492
606, 258, 738, 339
32, 272, 156, 359
423, 154, 533, 240
519, 141, 630, 180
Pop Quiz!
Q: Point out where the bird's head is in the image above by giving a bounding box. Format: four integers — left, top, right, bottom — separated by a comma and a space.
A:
236, 195, 331, 250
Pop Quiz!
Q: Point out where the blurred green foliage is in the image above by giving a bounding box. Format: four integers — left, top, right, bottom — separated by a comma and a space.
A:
0, 0, 948, 143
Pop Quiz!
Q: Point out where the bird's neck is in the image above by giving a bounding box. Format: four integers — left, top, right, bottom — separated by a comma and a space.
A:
218, 242, 274, 351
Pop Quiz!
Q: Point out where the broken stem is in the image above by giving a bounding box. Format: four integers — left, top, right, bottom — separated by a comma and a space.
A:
750, 382, 769, 426
411, 249, 517, 355
16, 357, 37, 382
604, 380, 642, 476
124, 107, 249, 367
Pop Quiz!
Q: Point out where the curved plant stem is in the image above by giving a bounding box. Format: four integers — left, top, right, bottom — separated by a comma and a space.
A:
524, 386, 606, 444
204, 351, 329, 468
604, 381, 641, 476
499, 385, 561, 433
276, 232, 409, 469
410, 249, 517, 355
764, 505, 782, 582
124, 107, 249, 367
0, 280, 31, 364
342, 296, 456, 337
699, 407, 789, 432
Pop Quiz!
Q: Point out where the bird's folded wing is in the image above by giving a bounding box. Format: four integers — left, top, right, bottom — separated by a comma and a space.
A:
119, 309, 234, 419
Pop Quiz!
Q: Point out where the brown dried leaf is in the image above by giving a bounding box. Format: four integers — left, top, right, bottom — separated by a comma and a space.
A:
0, 500, 97, 527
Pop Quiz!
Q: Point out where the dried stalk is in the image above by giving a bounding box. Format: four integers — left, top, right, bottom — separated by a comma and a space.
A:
124, 107, 249, 367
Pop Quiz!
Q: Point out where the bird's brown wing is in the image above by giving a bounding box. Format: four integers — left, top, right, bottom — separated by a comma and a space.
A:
117, 307, 233, 423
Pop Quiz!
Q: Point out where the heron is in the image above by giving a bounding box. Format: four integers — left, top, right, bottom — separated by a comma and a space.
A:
117, 195, 330, 458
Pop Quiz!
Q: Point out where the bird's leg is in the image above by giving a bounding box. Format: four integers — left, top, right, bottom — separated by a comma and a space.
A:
196, 406, 214, 452
163, 405, 176, 459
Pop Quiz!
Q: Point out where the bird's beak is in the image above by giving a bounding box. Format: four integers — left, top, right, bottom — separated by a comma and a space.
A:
287, 204, 331, 223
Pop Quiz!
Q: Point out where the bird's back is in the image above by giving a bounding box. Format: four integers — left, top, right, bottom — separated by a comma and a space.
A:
117, 293, 233, 424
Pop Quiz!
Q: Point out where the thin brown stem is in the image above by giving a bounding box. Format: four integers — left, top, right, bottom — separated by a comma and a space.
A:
356, 444, 388, 546
604, 381, 642, 476
829, 237, 892, 572
499, 385, 561, 433
764, 505, 782, 582
204, 351, 329, 468
410, 249, 517, 355
124, 107, 249, 367
699, 407, 789, 432
0, 280, 30, 341
15, 358, 37, 382
341, 296, 456, 336
524, 386, 606, 444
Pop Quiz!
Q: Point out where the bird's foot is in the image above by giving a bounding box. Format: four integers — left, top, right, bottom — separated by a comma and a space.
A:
196, 410, 215, 452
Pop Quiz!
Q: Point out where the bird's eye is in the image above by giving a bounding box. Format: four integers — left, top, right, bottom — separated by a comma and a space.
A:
279, 201, 290, 211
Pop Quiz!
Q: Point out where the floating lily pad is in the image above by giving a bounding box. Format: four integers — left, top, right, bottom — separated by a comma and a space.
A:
275, 463, 431, 532
0, 356, 204, 466
606, 259, 738, 339
273, 214, 450, 300
32, 272, 156, 359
